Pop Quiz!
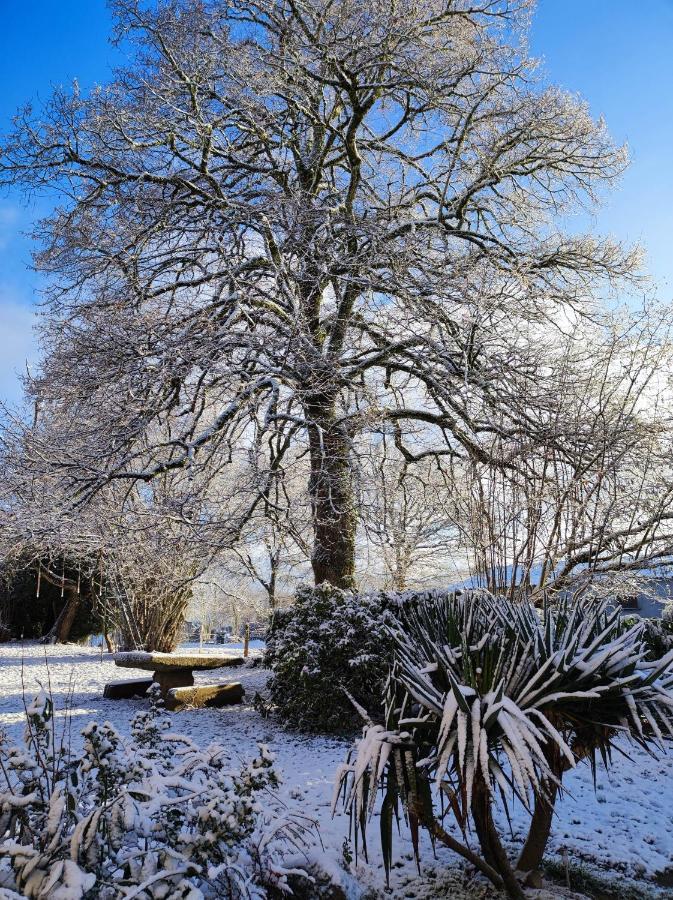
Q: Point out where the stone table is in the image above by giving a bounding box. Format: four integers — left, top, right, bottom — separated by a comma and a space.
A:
113, 650, 245, 695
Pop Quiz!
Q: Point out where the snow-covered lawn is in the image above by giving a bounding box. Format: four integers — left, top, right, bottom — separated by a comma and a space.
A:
0, 641, 671, 898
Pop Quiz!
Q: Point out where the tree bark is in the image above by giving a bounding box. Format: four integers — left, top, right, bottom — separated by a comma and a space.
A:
516, 780, 558, 873
517, 741, 568, 873
305, 400, 357, 589
43, 586, 81, 644
471, 787, 526, 900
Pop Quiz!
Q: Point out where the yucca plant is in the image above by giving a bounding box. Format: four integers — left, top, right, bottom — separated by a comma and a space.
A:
334, 591, 673, 899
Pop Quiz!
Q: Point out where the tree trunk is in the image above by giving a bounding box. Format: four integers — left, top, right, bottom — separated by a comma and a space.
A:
471, 786, 526, 900
305, 400, 357, 589
516, 780, 558, 873
517, 741, 567, 873
43, 586, 81, 644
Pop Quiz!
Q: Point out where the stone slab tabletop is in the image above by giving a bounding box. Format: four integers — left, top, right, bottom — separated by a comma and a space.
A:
113, 651, 245, 672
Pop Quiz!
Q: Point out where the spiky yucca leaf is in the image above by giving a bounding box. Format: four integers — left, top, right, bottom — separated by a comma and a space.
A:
336, 591, 673, 886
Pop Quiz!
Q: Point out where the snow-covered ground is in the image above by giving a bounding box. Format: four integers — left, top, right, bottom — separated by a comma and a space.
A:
0, 641, 671, 898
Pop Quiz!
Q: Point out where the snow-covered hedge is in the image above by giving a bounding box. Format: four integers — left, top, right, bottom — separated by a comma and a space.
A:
0, 685, 312, 899
626, 609, 673, 659
264, 585, 394, 734
663, 600, 673, 627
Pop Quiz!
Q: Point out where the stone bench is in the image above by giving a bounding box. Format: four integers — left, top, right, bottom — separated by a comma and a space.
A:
164, 682, 245, 711
103, 677, 154, 700
112, 650, 245, 695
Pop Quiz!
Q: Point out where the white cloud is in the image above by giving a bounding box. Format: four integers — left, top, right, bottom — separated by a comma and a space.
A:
0, 296, 39, 407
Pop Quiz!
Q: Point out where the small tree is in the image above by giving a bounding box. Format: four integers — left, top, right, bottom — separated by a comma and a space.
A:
336, 591, 673, 898
358, 442, 462, 590
442, 308, 673, 599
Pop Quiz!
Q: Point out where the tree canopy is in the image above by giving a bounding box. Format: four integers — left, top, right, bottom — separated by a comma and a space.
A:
1, 0, 668, 592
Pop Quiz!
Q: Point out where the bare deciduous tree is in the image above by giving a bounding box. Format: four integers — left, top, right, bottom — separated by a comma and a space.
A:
357, 440, 462, 590
0, 420, 224, 648
0, 0, 640, 589
444, 306, 673, 599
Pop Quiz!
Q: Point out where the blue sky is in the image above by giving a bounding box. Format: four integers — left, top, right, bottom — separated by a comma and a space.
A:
1, 0, 672, 406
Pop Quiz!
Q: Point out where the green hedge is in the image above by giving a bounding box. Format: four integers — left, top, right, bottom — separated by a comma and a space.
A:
264, 584, 394, 734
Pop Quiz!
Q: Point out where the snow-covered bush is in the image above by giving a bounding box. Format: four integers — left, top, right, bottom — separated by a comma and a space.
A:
0, 685, 312, 899
335, 591, 673, 899
662, 601, 673, 628
632, 612, 673, 659
623, 603, 673, 660
264, 585, 394, 734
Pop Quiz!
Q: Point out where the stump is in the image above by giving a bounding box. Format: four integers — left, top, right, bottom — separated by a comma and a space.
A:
103, 678, 154, 700
164, 682, 245, 711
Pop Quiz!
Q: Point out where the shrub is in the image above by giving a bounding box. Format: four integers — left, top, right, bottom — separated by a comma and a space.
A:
633, 614, 673, 660
264, 584, 394, 734
0, 685, 312, 899
335, 591, 673, 899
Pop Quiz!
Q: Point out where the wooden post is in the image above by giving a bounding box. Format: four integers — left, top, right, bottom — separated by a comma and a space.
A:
244, 623, 250, 658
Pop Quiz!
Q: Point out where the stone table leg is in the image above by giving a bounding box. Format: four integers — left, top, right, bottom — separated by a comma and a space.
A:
153, 668, 195, 696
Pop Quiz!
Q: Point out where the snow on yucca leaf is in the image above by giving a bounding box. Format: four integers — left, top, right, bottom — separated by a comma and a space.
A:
388, 593, 673, 806
336, 590, 673, 897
